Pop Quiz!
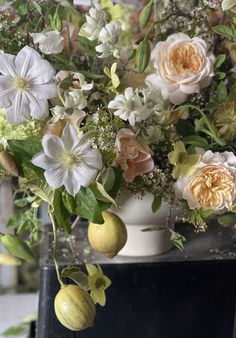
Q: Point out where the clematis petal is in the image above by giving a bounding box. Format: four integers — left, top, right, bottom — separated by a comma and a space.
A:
64, 168, 82, 196
80, 149, 103, 170
73, 134, 93, 154
42, 134, 66, 159
0, 85, 17, 108
44, 168, 66, 189
61, 124, 79, 151
31, 83, 57, 100
32, 152, 62, 170
26, 92, 49, 120
15, 46, 41, 77
0, 53, 16, 77
27, 59, 56, 84
6, 92, 30, 125
73, 164, 98, 188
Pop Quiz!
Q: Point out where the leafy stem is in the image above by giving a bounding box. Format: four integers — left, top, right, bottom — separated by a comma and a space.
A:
176, 104, 225, 146
48, 208, 65, 288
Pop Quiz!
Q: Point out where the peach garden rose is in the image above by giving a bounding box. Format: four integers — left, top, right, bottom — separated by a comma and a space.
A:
145, 33, 215, 105
174, 151, 236, 211
115, 128, 154, 183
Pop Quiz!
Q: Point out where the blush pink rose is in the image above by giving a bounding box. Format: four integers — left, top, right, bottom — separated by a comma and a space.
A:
115, 128, 154, 183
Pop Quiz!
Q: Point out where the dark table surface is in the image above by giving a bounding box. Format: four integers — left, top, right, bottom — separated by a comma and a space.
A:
37, 222, 236, 338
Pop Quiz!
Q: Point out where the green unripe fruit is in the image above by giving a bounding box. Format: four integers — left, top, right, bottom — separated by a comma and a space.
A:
88, 211, 127, 258
54, 285, 96, 331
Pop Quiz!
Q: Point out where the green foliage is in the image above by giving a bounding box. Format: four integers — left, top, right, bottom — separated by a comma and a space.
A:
75, 187, 104, 224
217, 213, 236, 226
170, 230, 186, 251
182, 135, 208, 149
2, 323, 29, 337
53, 190, 72, 234
136, 39, 151, 73
62, 266, 89, 290
139, 1, 153, 29
214, 54, 226, 69
213, 25, 236, 41
1, 234, 35, 261
152, 193, 162, 213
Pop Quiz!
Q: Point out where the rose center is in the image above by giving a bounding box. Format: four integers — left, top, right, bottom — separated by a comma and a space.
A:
15, 77, 32, 90
171, 43, 202, 75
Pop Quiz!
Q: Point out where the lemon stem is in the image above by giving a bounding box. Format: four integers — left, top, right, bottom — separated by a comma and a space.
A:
48, 209, 65, 288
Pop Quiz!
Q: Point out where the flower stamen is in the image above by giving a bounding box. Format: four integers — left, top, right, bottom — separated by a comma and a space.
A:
14, 77, 32, 90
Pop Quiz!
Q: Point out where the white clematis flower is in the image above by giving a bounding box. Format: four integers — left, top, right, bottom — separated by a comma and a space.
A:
30, 30, 64, 55
108, 87, 143, 126
32, 124, 102, 196
0, 46, 57, 124
96, 21, 122, 59
83, 0, 107, 41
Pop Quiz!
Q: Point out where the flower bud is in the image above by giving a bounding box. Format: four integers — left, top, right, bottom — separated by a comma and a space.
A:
0, 150, 19, 177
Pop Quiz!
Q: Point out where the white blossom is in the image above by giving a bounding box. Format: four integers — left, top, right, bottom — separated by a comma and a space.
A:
141, 89, 165, 116
108, 87, 143, 126
96, 21, 122, 59
64, 90, 88, 110
73, 72, 94, 91
49, 105, 68, 124
32, 124, 102, 196
0, 46, 57, 124
30, 30, 64, 55
83, 0, 107, 41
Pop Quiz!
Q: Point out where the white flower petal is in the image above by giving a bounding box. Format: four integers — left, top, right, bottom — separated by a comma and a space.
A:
73, 164, 98, 188
31, 83, 57, 100
32, 152, 62, 170
0, 53, 16, 77
6, 92, 30, 124
42, 134, 66, 159
27, 59, 56, 84
64, 168, 82, 196
44, 168, 66, 189
81, 148, 102, 170
26, 92, 49, 120
61, 124, 79, 151
15, 46, 41, 78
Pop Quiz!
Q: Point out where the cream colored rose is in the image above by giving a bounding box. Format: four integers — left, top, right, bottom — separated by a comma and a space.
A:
145, 33, 215, 105
174, 151, 236, 211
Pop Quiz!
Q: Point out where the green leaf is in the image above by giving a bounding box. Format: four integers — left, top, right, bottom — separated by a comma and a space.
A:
213, 25, 236, 40
1, 234, 35, 261
152, 194, 162, 213
218, 212, 236, 226
139, 1, 153, 29
101, 167, 116, 192
61, 192, 76, 214
62, 266, 89, 290
182, 135, 208, 149
75, 187, 104, 224
24, 179, 54, 205
170, 230, 186, 251
90, 181, 118, 208
12, 0, 28, 15
213, 72, 226, 80
8, 139, 43, 177
136, 39, 151, 73
214, 54, 226, 68
80, 70, 105, 80
53, 190, 72, 234
2, 324, 28, 337
32, 0, 42, 14
142, 226, 165, 232
216, 81, 228, 103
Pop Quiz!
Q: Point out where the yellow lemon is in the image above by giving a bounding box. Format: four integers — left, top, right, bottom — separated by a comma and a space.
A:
54, 284, 96, 331
88, 211, 127, 258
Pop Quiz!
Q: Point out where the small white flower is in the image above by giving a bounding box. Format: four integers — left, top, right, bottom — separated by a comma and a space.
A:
30, 30, 64, 55
141, 89, 165, 116
108, 87, 143, 126
32, 124, 102, 196
65, 90, 88, 110
49, 105, 68, 124
96, 21, 122, 59
73, 72, 94, 91
0, 46, 57, 124
83, 0, 107, 41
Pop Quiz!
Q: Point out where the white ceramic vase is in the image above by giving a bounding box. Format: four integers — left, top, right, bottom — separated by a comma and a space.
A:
114, 192, 175, 257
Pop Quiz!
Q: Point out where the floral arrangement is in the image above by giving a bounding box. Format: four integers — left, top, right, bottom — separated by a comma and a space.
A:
1, 0, 236, 332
